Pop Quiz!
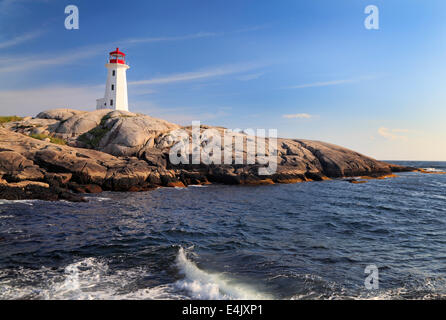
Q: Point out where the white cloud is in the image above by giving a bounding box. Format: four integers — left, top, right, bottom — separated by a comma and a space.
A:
287, 79, 358, 89
390, 128, 409, 133
283, 113, 313, 119
131, 101, 230, 125
0, 30, 43, 49
124, 25, 268, 45
124, 32, 221, 44
129, 87, 157, 96
236, 72, 264, 81
0, 27, 267, 74
286, 76, 378, 89
0, 44, 108, 73
0, 0, 51, 17
0, 86, 102, 116
129, 63, 266, 86
377, 127, 409, 141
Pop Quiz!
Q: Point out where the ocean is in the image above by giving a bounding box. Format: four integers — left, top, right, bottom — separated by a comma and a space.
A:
0, 161, 445, 300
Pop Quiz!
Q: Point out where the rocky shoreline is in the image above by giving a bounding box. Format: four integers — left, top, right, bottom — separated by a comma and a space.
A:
0, 109, 416, 202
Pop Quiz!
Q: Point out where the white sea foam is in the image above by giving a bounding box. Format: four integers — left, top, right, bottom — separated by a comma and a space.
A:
89, 197, 112, 202
0, 248, 272, 300
0, 258, 181, 300
0, 199, 37, 206
174, 247, 271, 300
290, 280, 446, 300
1, 254, 443, 300
422, 167, 444, 172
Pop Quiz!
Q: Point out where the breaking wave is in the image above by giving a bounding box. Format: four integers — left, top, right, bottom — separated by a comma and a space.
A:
0, 199, 37, 206
0, 258, 180, 300
0, 248, 271, 300
89, 197, 112, 202
422, 167, 444, 172
1, 165, 446, 300
0, 251, 443, 301
174, 247, 271, 300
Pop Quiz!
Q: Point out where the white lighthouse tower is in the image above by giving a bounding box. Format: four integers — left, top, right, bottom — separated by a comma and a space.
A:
96, 48, 130, 111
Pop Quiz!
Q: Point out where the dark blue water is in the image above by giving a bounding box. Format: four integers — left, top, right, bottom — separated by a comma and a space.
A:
1, 161, 445, 300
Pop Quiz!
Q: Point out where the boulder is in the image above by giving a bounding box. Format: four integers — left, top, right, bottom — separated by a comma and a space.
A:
36, 108, 86, 121
0, 108, 416, 202
44, 172, 72, 185
296, 140, 393, 177
0, 151, 44, 181
0, 180, 86, 202
55, 109, 111, 138
34, 149, 108, 185
97, 111, 180, 156
84, 184, 103, 193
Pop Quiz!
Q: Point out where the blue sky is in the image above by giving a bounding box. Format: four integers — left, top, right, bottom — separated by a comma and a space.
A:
0, 0, 446, 160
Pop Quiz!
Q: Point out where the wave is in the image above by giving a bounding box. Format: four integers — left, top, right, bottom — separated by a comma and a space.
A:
0, 248, 271, 300
0, 199, 37, 206
88, 197, 112, 202
422, 167, 445, 172
290, 276, 446, 300
1, 252, 444, 300
0, 258, 182, 300
173, 185, 207, 189
174, 247, 271, 300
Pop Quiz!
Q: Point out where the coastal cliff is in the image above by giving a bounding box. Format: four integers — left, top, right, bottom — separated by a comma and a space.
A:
0, 109, 412, 201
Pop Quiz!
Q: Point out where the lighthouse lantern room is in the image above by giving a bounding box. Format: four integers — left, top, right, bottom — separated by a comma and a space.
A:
96, 48, 130, 111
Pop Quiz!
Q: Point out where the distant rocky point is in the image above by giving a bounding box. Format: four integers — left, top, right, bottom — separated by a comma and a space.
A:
0, 108, 414, 201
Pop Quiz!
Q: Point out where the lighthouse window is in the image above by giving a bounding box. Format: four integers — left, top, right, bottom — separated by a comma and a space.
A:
112, 70, 115, 76
111, 84, 114, 91
110, 99, 113, 106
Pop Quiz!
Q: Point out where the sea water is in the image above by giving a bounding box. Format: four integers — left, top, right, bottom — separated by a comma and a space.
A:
0, 161, 445, 300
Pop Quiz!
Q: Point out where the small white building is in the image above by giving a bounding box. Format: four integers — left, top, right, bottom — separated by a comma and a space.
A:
96, 48, 130, 111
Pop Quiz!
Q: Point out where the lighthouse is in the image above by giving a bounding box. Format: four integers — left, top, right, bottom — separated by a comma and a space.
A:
96, 48, 130, 111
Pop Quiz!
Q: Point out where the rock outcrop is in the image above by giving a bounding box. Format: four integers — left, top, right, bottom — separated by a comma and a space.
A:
0, 109, 413, 201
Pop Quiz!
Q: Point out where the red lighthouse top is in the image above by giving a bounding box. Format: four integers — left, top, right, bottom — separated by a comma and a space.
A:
109, 48, 126, 64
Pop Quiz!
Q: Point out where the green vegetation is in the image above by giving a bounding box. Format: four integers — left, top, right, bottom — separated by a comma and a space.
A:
78, 126, 109, 148
100, 112, 113, 124
77, 114, 112, 148
0, 116, 23, 124
29, 133, 66, 145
